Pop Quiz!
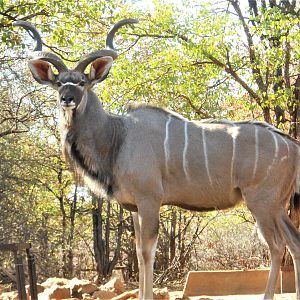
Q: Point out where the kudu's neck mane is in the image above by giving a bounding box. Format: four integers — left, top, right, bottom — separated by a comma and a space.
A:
61, 89, 126, 196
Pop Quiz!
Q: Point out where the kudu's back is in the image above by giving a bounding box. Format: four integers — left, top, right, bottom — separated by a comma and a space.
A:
115, 107, 299, 212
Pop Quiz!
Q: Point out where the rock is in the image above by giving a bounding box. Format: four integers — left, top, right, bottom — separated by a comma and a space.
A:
41, 277, 70, 289
45, 284, 71, 299
168, 291, 183, 300
111, 288, 169, 300
111, 269, 124, 283
26, 283, 45, 296
111, 289, 139, 300
78, 282, 99, 295
103, 278, 125, 295
92, 288, 117, 300
67, 277, 99, 297
0, 291, 18, 300
37, 290, 50, 300
153, 287, 169, 300
82, 293, 94, 300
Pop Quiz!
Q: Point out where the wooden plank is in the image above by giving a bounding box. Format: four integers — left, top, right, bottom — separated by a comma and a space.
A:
14, 254, 27, 300
26, 248, 38, 300
0, 243, 31, 252
281, 266, 295, 293
183, 269, 281, 297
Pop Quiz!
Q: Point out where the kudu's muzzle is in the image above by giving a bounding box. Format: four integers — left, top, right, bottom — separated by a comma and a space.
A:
60, 95, 76, 109
61, 95, 75, 105
59, 85, 79, 109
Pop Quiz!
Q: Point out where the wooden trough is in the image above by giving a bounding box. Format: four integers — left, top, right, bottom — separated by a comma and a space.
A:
183, 267, 295, 297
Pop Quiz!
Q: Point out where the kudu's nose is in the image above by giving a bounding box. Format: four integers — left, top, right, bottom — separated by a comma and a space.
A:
61, 95, 74, 104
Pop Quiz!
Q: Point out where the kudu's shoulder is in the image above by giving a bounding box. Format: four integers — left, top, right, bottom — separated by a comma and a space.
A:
127, 105, 186, 121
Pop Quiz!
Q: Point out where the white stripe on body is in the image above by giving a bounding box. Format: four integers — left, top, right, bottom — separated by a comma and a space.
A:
202, 126, 213, 187
261, 130, 280, 182
228, 124, 239, 187
278, 134, 290, 158
271, 131, 279, 158
252, 126, 259, 180
183, 121, 190, 181
164, 115, 172, 176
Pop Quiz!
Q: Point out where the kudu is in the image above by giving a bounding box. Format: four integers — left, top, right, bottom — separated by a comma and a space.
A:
15, 20, 300, 300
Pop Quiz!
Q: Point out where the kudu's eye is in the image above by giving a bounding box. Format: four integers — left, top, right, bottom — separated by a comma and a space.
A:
79, 81, 85, 87
57, 81, 62, 87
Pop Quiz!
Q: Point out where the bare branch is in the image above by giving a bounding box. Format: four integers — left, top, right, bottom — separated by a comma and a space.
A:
284, 40, 291, 89
0, 129, 28, 138
203, 51, 261, 104
229, 0, 266, 94
176, 93, 212, 119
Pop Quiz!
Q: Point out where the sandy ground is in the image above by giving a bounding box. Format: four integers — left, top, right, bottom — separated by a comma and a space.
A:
169, 292, 297, 300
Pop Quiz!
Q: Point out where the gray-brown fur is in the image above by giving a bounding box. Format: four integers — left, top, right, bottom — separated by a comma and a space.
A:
203, 118, 298, 142
18, 20, 300, 300
128, 105, 186, 121
60, 88, 126, 196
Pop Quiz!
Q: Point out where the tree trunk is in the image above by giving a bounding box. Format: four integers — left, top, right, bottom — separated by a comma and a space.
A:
92, 195, 104, 283
92, 195, 124, 282
169, 210, 177, 263
126, 214, 138, 280
66, 185, 78, 278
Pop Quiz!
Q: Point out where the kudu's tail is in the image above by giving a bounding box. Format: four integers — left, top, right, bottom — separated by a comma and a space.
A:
293, 192, 300, 214
291, 156, 300, 215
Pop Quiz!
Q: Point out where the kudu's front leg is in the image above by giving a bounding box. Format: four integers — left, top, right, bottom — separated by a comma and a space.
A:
133, 200, 160, 300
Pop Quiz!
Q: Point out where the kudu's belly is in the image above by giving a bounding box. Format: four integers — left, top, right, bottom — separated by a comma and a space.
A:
162, 177, 243, 211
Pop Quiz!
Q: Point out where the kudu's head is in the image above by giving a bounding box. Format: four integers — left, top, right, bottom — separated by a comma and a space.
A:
14, 19, 138, 112
28, 50, 116, 112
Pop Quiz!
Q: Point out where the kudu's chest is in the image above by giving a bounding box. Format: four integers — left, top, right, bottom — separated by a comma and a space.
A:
63, 128, 115, 196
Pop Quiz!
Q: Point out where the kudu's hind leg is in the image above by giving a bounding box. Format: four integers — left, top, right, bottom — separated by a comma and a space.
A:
257, 219, 285, 300
246, 199, 285, 300
280, 211, 300, 300
132, 212, 145, 299
133, 200, 160, 300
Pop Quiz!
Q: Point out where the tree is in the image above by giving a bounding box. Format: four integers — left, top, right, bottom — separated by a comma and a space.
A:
111, 0, 300, 129
92, 195, 124, 281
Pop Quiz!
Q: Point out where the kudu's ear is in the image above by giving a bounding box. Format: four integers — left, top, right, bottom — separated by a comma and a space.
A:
89, 56, 113, 85
28, 59, 55, 85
